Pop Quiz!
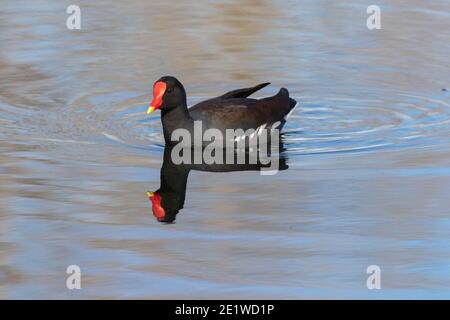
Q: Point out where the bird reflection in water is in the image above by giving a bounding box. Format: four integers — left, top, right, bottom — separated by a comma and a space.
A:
147, 143, 288, 223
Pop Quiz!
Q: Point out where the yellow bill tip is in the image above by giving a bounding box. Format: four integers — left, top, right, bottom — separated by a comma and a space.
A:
147, 106, 155, 114
147, 191, 154, 198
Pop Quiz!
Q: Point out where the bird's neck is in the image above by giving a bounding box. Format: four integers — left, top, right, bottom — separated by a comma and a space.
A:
161, 103, 193, 144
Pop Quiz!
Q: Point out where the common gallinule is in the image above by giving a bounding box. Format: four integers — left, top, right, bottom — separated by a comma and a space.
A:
147, 145, 288, 223
147, 76, 298, 145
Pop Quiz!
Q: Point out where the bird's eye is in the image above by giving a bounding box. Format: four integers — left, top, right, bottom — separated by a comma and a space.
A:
166, 88, 173, 94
